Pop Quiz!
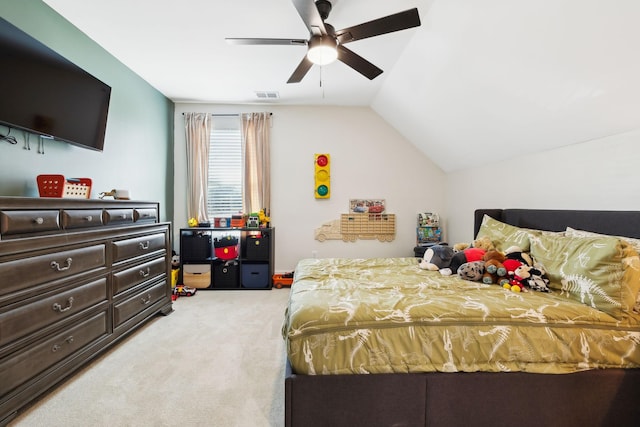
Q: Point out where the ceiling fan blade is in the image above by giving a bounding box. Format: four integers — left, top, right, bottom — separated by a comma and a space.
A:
287, 56, 314, 83
336, 8, 421, 44
336, 45, 383, 80
291, 0, 327, 35
225, 38, 307, 46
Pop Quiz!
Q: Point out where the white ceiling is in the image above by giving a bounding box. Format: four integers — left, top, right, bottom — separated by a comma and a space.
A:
43, 0, 640, 172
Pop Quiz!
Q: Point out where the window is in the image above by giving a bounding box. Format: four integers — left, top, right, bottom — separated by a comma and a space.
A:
207, 117, 242, 218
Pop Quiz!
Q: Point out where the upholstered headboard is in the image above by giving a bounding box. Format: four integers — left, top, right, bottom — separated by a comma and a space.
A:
474, 209, 640, 239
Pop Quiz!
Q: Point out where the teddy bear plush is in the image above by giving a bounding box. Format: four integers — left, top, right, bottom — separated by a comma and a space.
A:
482, 250, 509, 286
454, 236, 495, 252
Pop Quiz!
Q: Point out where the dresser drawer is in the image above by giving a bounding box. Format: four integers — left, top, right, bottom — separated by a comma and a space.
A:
134, 208, 158, 223
113, 257, 167, 295
0, 210, 60, 236
111, 233, 166, 263
0, 278, 108, 347
0, 310, 108, 396
62, 209, 104, 230
103, 208, 134, 225
113, 281, 166, 328
0, 245, 106, 297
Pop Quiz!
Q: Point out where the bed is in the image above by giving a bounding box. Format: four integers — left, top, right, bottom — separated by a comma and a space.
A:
283, 209, 640, 427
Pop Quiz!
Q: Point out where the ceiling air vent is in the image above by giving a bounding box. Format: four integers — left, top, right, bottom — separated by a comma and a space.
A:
255, 91, 280, 100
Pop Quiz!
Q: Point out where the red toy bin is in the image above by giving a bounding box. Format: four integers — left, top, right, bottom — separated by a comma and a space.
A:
213, 236, 239, 260
37, 175, 92, 199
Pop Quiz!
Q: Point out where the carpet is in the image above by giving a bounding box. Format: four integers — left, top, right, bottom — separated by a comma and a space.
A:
10, 288, 291, 427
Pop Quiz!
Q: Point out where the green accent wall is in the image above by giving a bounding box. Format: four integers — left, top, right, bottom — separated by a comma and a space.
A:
0, 1, 174, 222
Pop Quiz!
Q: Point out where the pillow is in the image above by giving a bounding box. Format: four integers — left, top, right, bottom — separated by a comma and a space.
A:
530, 233, 640, 318
475, 215, 533, 252
565, 226, 640, 254
565, 227, 640, 316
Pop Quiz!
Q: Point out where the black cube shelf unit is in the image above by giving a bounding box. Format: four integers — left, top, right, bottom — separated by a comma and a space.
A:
178, 227, 274, 290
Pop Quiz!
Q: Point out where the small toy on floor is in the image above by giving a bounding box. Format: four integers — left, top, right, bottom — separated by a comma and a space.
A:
172, 283, 197, 300
273, 272, 294, 288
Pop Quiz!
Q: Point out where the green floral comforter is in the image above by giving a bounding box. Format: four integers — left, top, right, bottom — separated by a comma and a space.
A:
283, 258, 640, 375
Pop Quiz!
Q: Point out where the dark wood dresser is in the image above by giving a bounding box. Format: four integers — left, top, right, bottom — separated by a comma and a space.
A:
0, 197, 172, 425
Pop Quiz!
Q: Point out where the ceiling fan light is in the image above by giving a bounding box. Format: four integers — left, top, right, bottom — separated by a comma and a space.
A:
307, 36, 338, 65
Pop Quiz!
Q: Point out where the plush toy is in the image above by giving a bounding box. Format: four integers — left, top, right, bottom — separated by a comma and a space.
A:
420, 244, 488, 276
523, 265, 552, 293
171, 250, 180, 269
501, 246, 530, 276
504, 265, 530, 292
419, 244, 455, 271
453, 236, 495, 252
441, 247, 486, 276
504, 246, 533, 267
458, 260, 485, 282
482, 250, 509, 286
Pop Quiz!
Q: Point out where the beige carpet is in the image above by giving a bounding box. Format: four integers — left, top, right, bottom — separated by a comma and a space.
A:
10, 288, 291, 427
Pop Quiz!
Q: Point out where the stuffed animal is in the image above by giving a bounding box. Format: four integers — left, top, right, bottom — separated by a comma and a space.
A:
419, 244, 455, 271
504, 246, 533, 267
482, 250, 509, 286
458, 260, 485, 282
502, 245, 533, 280
504, 265, 530, 292
523, 265, 552, 292
171, 250, 180, 269
453, 236, 495, 252
441, 247, 486, 276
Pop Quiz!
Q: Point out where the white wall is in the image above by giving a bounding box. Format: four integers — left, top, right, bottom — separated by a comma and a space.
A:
174, 104, 446, 272
445, 128, 640, 244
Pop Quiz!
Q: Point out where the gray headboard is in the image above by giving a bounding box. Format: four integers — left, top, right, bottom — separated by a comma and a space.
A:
474, 209, 640, 239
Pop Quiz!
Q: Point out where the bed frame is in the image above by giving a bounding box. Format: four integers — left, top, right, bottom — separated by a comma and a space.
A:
284, 209, 640, 427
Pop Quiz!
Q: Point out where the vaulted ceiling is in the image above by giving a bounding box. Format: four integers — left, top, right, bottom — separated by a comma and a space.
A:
43, 0, 640, 172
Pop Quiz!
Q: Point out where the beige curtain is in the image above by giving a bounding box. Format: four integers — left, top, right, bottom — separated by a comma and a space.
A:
184, 112, 211, 223
241, 112, 271, 215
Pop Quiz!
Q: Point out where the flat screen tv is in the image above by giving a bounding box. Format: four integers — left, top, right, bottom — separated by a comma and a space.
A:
0, 17, 111, 151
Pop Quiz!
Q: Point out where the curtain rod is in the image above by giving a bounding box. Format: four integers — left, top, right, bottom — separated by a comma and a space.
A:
181, 113, 272, 116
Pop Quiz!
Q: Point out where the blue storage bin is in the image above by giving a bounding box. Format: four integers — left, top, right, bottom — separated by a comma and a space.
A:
241, 263, 269, 288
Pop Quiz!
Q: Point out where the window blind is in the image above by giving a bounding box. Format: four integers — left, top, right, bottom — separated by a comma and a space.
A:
207, 127, 242, 217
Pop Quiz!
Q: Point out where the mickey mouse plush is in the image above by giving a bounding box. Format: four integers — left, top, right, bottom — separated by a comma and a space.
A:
419, 244, 486, 276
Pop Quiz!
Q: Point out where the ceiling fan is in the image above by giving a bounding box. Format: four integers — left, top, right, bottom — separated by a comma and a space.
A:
226, 0, 421, 83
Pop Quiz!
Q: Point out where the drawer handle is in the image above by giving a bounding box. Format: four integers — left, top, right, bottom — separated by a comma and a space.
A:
141, 294, 152, 305
139, 241, 150, 250
34, 217, 44, 225
120, 214, 127, 219
51, 335, 74, 353
84, 215, 93, 222
139, 267, 151, 278
51, 257, 73, 272
52, 296, 74, 313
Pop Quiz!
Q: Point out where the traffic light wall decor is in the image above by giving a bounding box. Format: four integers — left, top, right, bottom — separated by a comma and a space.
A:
314, 153, 330, 199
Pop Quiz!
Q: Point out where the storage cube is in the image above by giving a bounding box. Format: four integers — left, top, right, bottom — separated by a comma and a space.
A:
241, 263, 270, 288
213, 236, 239, 260
245, 233, 270, 261
182, 264, 211, 289
213, 260, 239, 288
181, 234, 212, 262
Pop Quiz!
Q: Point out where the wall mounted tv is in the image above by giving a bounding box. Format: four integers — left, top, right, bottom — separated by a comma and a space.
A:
0, 17, 111, 151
